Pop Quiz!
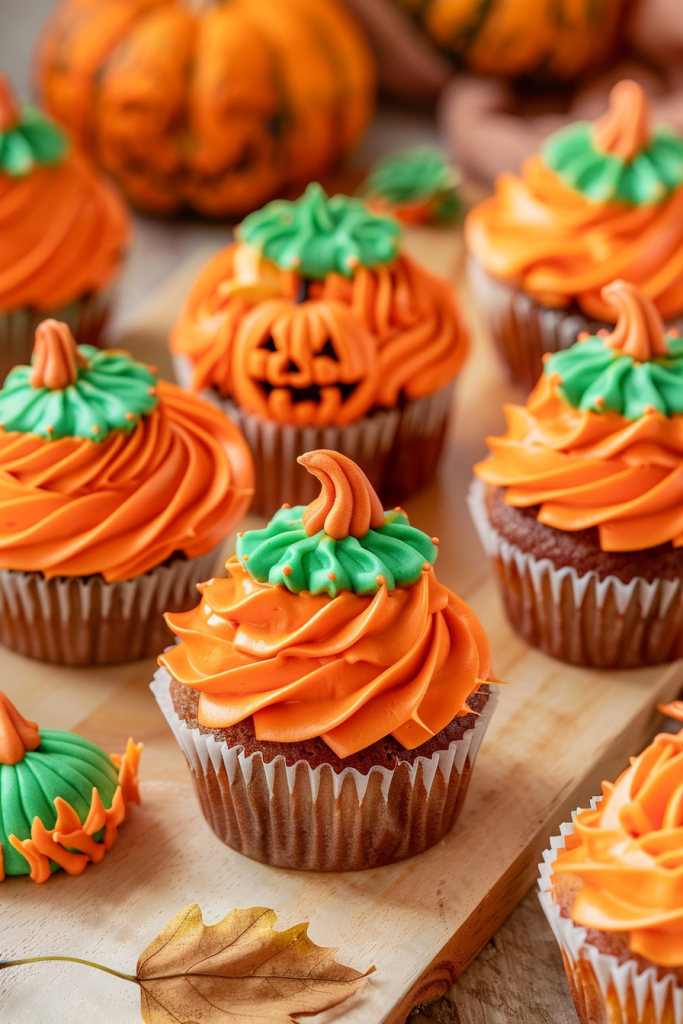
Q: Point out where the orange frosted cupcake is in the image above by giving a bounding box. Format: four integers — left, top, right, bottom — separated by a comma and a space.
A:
466, 80, 683, 392
471, 279, 683, 668
0, 73, 129, 382
0, 320, 253, 664
152, 449, 498, 871
539, 703, 683, 1024
171, 184, 468, 514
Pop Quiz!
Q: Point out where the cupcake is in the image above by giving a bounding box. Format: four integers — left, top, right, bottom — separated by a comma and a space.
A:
471, 279, 683, 668
539, 703, 683, 1024
0, 73, 129, 383
152, 448, 498, 872
466, 79, 683, 392
0, 319, 253, 665
0, 689, 141, 882
170, 183, 468, 515
359, 146, 460, 226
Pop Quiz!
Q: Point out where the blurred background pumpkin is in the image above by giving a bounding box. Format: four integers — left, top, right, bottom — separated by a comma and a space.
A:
36, 0, 376, 218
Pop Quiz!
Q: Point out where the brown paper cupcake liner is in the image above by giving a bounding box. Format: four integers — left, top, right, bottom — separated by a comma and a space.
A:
151, 666, 499, 872
539, 812, 683, 1024
468, 257, 683, 394
382, 382, 456, 502
468, 478, 683, 668
0, 290, 113, 385
0, 545, 222, 666
215, 396, 400, 518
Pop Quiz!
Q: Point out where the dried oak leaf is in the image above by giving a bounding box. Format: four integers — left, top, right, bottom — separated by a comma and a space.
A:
136, 904, 374, 1024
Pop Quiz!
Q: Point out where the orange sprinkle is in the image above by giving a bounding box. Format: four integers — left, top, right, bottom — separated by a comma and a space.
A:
594, 396, 605, 408
548, 371, 562, 386
46, 425, 54, 434
282, 566, 292, 576
281, 503, 292, 509
541, 353, 551, 364
242, 555, 249, 561
431, 537, 440, 546
643, 404, 657, 415
670, 328, 681, 338
327, 572, 337, 580
376, 575, 386, 586
597, 328, 609, 338
92, 424, 100, 434
125, 412, 135, 421
577, 331, 590, 341
422, 562, 432, 572
148, 386, 157, 396
237, 532, 244, 537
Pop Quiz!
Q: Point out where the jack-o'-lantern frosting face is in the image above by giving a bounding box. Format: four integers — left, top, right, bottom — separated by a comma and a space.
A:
160, 449, 496, 757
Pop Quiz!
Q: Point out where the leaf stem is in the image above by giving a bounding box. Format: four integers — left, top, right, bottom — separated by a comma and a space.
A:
0, 956, 137, 984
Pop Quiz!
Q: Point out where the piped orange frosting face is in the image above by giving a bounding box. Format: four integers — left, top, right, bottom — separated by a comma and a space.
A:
170, 242, 467, 412
466, 81, 683, 321
475, 282, 683, 552
553, 704, 683, 968
160, 449, 493, 757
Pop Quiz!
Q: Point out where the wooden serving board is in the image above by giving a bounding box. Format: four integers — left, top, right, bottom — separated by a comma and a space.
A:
2, 227, 682, 1024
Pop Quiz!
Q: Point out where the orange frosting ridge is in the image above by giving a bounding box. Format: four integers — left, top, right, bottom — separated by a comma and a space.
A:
603, 280, 669, 360
160, 556, 493, 758
170, 243, 467, 411
0, 692, 40, 765
299, 450, 384, 539
30, 318, 89, 389
465, 83, 683, 322
0, 380, 254, 580
553, 708, 683, 967
0, 149, 129, 312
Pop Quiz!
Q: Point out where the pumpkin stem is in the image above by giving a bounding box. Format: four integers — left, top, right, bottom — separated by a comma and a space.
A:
601, 280, 668, 362
0, 74, 18, 131
593, 80, 650, 162
0, 692, 40, 766
30, 319, 89, 390
299, 449, 384, 539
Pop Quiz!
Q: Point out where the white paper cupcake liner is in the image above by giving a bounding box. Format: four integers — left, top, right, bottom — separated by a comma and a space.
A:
171, 351, 194, 391
151, 665, 499, 872
467, 477, 683, 667
0, 290, 113, 385
214, 395, 401, 517
0, 545, 222, 666
539, 809, 683, 1024
468, 257, 683, 394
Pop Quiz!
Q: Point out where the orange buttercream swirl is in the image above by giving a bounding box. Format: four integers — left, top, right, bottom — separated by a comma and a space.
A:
170, 243, 467, 410
602, 280, 669, 360
553, 720, 683, 967
465, 156, 683, 322
299, 450, 384, 540
160, 556, 493, 758
0, 75, 18, 130
30, 319, 89, 389
593, 81, 650, 162
0, 692, 40, 765
0, 381, 254, 581
0, 149, 129, 312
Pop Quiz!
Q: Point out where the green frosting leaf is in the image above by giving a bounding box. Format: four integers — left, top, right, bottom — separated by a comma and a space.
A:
0, 346, 159, 442
542, 122, 683, 205
237, 182, 402, 279
236, 506, 437, 597
362, 146, 459, 222
0, 103, 67, 177
0, 730, 119, 876
546, 334, 683, 419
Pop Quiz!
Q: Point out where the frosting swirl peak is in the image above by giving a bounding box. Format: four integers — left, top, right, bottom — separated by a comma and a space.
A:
593, 80, 650, 162
0, 692, 40, 765
30, 319, 89, 390
299, 450, 384, 539
602, 280, 669, 361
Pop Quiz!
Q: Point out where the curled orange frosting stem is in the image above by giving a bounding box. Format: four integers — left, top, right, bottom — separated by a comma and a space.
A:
0, 74, 17, 131
29, 319, 89, 390
602, 280, 669, 361
299, 450, 384, 539
0, 691, 40, 765
593, 80, 650, 162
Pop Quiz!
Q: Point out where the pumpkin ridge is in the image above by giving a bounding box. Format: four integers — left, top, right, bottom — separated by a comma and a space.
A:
15, 761, 55, 835
39, 732, 120, 779
25, 756, 96, 818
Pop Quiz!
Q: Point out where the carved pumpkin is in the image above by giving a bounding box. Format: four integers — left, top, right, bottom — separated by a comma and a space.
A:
231, 298, 379, 426
394, 0, 624, 82
37, 0, 375, 217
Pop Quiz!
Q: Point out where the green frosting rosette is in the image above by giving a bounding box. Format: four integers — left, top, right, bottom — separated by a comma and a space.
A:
0, 322, 158, 442
360, 146, 459, 223
237, 450, 437, 597
237, 182, 402, 279
0, 74, 67, 177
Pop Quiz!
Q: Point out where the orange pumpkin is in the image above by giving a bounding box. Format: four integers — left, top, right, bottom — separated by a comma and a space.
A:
395, 0, 625, 81
37, 0, 375, 217
231, 298, 379, 426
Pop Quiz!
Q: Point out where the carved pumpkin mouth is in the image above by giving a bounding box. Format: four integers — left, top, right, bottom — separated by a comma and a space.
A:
255, 381, 361, 424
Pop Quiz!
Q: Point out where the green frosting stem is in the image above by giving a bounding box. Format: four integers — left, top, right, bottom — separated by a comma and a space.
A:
361, 146, 459, 222
237, 182, 402, 279
0, 102, 67, 177
236, 506, 437, 597
0, 345, 159, 442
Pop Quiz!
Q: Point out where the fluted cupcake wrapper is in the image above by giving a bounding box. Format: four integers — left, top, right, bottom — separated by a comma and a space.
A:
0, 545, 222, 666
468, 257, 683, 394
151, 665, 498, 872
468, 477, 683, 668
382, 381, 456, 502
539, 811, 683, 1024
0, 290, 113, 386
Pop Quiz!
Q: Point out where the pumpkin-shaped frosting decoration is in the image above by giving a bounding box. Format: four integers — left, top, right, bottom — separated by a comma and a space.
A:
231, 298, 380, 426
36, 0, 376, 218
0, 691, 142, 882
